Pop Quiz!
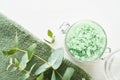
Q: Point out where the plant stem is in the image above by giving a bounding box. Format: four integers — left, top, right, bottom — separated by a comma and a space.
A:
33, 54, 51, 66
17, 48, 27, 53
11, 63, 35, 77
55, 70, 63, 79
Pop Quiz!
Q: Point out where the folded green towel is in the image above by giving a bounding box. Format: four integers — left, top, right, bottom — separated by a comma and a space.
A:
0, 13, 92, 80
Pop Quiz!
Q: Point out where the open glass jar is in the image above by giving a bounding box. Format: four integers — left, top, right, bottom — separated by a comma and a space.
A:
60, 20, 120, 80
60, 20, 107, 62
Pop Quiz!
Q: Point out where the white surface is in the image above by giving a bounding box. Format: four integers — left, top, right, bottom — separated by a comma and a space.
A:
0, 0, 120, 80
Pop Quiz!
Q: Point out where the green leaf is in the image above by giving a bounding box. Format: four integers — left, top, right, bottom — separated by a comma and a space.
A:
51, 71, 56, 80
37, 73, 44, 80
14, 32, 18, 48
19, 53, 29, 70
51, 36, 55, 44
14, 58, 19, 67
48, 48, 64, 69
48, 29, 53, 38
34, 63, 50, 75
18, 72, 30, 80
10, 67, 17, 72
27, 43, 37, 60
63, 67, 75, 80
2, 48, 18, 55
9, 57, 13, 64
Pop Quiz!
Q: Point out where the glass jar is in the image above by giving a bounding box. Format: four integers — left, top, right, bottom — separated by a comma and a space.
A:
105, 49, 120, 80
60, 20, 107, 62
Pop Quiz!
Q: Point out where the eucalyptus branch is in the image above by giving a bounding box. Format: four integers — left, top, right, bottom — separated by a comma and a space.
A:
17, 48, 63, 79
10, 60, 35, 77
3, 31, 75, 80
17, 48, 51, 66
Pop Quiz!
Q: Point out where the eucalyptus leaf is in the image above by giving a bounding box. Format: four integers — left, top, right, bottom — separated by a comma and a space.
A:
51, 36, 55, 44
35, 63, 51, 75
14, 58, 19, 67
14, 32, 18, 48
18, 72, 30, 80
9, 57, 13, 64
19, 53, 29, 70
10, 67, 17, 72
27, 43, 37, 60
37, 73, 44, 80
51, 71, 56, 80
48, 48, 64, 69
63, 67, 74, 80
48, 29, 53, 38
2, 48, 18, 55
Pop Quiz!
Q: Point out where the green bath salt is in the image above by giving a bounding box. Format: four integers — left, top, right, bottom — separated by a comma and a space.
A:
65, 21, 107, 61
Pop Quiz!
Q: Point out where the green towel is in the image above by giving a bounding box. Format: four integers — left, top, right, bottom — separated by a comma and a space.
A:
0, 13, 92, 80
